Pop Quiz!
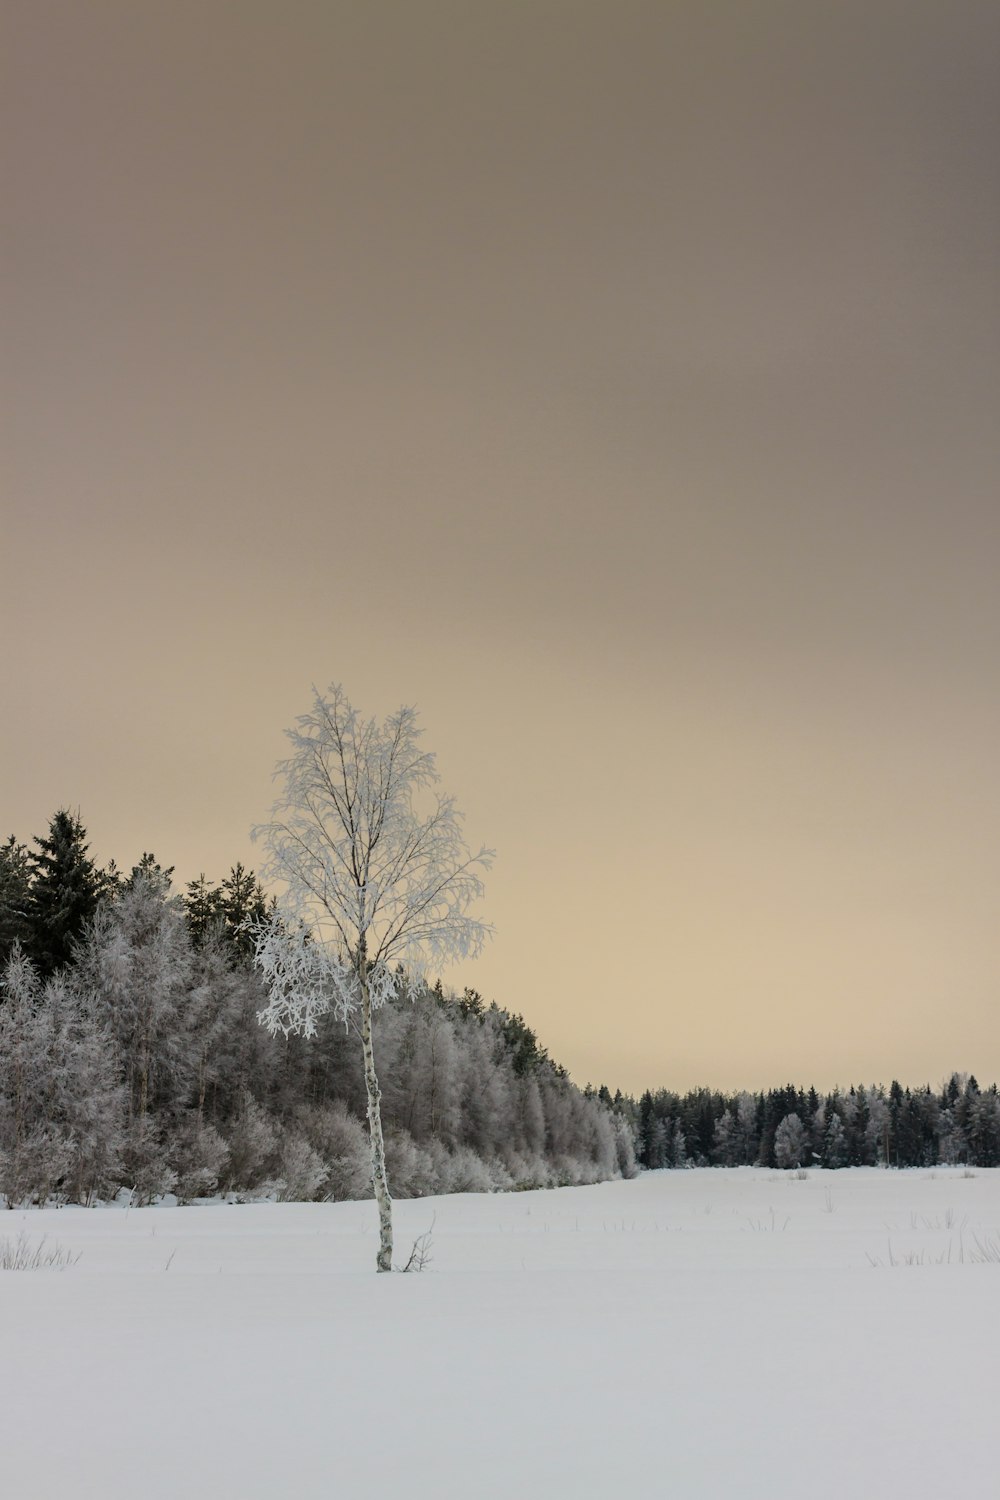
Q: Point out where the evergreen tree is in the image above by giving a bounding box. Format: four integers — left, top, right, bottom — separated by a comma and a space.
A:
220, 864, 269, 962
668, 1118, 687, 1167
0, 836, 33, 968
126, 853, 174, 890
184, 875, 226, 948
967, 1089, 1000, 1167
492, 1005, 548, 1076
28, 810, 105, 974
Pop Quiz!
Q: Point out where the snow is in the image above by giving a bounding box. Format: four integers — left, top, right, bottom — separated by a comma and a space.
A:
2, 1167, 997, 1498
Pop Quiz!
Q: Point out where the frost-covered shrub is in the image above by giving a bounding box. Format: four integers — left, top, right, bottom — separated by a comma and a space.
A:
172, 1120, 230, 1203
442, 1144, 494, 1195
485, 1155, 514, 1192
613, 1114, 638, 1178
66, 1135, 123, 1208
122, 1118, 176, 1204
294, 1103, 371, 1201
61, 1064, 125, 1206
501, 1151, 555, 1191
223, 1094, 279, 1194
274, 1132, 329, 1202
384, 1127, 436, 1198
0, 1127, 75, 1207
553, 1154, 586, 1187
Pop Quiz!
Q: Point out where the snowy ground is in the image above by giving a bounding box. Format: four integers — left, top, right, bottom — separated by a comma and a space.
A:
2, 1167, 997, 1499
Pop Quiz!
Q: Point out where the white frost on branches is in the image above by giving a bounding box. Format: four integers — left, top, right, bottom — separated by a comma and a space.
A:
248, 919, 406, 1037
249, 684, 494, 1035
248, 920, 344, 1037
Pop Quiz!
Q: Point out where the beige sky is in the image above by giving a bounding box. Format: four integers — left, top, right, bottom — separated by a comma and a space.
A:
4, 1, 999, 1095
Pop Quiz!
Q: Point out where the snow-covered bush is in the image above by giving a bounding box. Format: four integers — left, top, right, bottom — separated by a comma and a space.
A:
294, 1103, 371, 1201
273, 1132, 329, 1202
500, 1151, 556, 1191
0, 1127, 75, 1208
442, 1144, 494, 1195
384, 1127, 437, 1198
122, 1117, 176, 1205
172, 1120, 230, 1203
222, 1094, 279, 1195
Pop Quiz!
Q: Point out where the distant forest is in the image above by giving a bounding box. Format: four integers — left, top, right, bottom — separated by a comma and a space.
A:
1, 810, 997, 1209
620, 1072, 1000, 1172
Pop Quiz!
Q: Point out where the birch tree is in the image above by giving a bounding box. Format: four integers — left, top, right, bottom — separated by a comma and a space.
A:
249, 685, 493, 1271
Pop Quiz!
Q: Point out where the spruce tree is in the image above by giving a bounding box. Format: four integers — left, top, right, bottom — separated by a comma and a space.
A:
220, 864, 268, 963
125, 853, 174, 891
28, 810, 105, 975
184, 874, 226, 948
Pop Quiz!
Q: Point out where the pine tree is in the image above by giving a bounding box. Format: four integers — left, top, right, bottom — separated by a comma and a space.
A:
28, 810, 105, 974
220, 864, 268, 963
184, 875, 226, 948
126, 853, 174, 890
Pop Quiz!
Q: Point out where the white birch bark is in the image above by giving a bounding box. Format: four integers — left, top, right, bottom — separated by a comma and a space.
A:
359, 957, 393, 1272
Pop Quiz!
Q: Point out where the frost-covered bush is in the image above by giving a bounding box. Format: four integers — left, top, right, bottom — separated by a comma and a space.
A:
273, 1132, 329, 1202
613, 1114, 638, 1178
0, 1128, 75, 1208
485, 1155, 514, 1191
0, 950, 124, 1205
122, 1117, 176, 1205
384, 1128, 437, 1198
553, 1154, 588, 1187
172, 1120, 230, 1203
294, 1103, 371, 1201
441, 1144, 494, 1195
501, 1151, 556, 1191
223, 1094, 279, 1194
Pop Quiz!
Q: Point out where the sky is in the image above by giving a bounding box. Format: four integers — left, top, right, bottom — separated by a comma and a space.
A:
4, 1, 999, 1096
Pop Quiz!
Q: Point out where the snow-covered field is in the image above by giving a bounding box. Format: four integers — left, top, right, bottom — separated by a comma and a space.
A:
3, 1167, 997, 1499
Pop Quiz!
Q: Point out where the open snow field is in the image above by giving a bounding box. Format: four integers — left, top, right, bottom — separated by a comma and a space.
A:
3, 1167, 998, 1500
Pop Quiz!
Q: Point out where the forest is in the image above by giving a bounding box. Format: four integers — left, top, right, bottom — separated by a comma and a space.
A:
0, 810, 634, 1206
1, 809, 997, 1209
624, 1071, 1000, 1172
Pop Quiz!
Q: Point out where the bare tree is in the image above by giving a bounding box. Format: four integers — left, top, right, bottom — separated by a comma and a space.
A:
249, 685, 493, 1271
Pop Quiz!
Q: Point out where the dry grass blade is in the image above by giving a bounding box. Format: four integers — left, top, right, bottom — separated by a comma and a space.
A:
0, 1230, 81, 1271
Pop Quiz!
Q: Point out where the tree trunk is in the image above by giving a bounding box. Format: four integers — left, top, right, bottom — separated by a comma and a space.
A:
360, 972, 393, 1272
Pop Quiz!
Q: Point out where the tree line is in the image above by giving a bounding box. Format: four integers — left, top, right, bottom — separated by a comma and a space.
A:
614, 1073, 1000, 1171
3, 810, 996, 1206
0, 810, 634, 1207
